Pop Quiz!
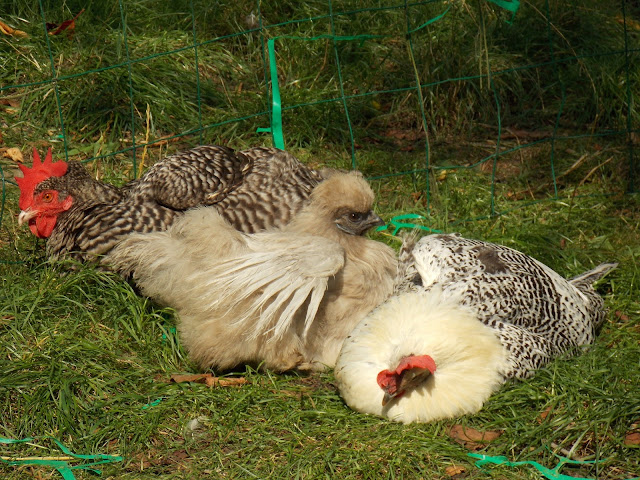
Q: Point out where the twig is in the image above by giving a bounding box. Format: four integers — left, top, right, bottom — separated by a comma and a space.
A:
1, 455, 76, 461
577, 156, 613, 187
138, 103, 151, 178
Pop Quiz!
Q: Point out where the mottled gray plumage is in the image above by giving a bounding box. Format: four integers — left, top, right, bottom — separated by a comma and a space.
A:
397, 233, 616, 379
26, 146, 326, 262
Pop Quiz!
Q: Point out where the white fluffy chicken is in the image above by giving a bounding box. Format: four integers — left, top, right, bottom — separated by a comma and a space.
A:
335, 233, 616, 424
110, 171, 397, 372
336, 290, 509, 424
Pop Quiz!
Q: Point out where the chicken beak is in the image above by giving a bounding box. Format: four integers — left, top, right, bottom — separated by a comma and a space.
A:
381, 391, 397, 407
366, 212, 385, 230
18, 208, 37, 226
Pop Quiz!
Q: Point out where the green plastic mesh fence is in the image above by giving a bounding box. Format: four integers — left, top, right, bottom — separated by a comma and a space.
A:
0, 0, 638, 258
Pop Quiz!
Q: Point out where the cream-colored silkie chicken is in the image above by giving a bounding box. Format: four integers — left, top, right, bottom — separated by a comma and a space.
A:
110, 171, 397, 372
335, 233, 616, 424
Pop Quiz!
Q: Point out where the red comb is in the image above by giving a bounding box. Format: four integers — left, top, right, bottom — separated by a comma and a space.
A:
15, 148, 68, 210
377, 355, 437, 392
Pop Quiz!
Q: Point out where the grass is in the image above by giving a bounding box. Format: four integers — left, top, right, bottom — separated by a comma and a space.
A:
1, 184, 639, 479
1, 0, 640, 478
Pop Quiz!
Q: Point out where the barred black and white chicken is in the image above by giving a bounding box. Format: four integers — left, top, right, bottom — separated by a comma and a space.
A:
335, 233, 616, 423
16, 146, 327, 263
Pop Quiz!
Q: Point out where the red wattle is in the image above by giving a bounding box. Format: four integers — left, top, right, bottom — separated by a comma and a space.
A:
35, 216, 58, 238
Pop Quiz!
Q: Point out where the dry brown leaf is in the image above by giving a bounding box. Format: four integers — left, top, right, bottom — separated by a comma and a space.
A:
170, 373, 210, 384
169, 373, 247, 387
0, 98, 20, 108
0, 20, 28, 38
615, 310, 630, 322
448, 424, 502, 450
206, 376, 247, 387
624, 432, 640, 446
625, 419, 640, 446
47, 9, 85, 37
445, 465, 466, 477
538, 405, 553, 423
0, 99, 19, 118
3, 147, 24, 163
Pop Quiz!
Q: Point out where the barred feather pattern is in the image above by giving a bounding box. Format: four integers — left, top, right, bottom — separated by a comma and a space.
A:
33, 146, 326, 261
397, 233, 616, 379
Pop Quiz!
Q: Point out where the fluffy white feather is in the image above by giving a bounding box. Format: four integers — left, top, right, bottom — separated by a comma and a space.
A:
335, 290, 510, 424
336, 233, 614, 424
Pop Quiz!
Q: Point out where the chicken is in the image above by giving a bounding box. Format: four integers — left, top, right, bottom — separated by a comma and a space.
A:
109, 171, 397, 372
335, 233, 616, 424
335, 290, 509, 424
16, 146, 326, 263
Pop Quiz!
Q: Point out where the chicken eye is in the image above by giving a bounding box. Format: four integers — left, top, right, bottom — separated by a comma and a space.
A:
349, 212, 363, 222
41, 192, 54, 203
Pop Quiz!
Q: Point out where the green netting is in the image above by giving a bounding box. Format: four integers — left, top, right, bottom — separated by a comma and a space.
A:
0, 0, 638, 258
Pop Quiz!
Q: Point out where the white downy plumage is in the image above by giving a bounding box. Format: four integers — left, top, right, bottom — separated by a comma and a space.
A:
335, 289, 510, 424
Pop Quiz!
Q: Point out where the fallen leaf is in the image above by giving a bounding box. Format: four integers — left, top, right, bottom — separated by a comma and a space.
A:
624, 432, 640, 446
3, 147, 24, 163
0, 99, 19, 117
625, 419, 640, 446
169, 373, 247, 387
0, 98, 20, 108
445, 464, 466, 477
615, 311, 630, 322
538, 405, 553, 423
0, 20, 28, 38
47, 9, 85, 37
448, 425, 502, 450
206, 376, 247, 387
172, 450, 190, 461
170, 373, 209, 384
